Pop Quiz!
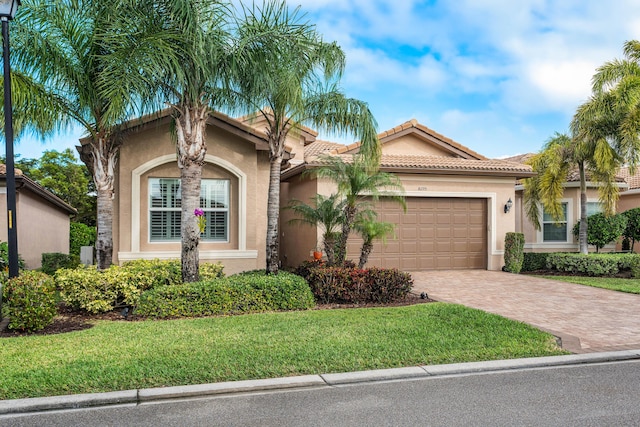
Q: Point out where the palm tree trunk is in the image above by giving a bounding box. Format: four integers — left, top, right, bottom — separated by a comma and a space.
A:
335, 204, 356, 266
579, 162, 588, 254
323, 233, 336, 265
266, 154, 282, 274
78, 135, 120, 270
95, 188, 113, 269
174, 103, 208, 282
358, 239, 373, 269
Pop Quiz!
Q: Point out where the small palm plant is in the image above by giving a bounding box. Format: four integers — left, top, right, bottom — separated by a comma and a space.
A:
353, 214, 395, 269
287, 194, 344, 265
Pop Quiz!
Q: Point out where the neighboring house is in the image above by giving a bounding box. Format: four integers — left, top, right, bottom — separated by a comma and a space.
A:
507, 154, 634, 253
0, 165, 76, 269
83, 110, 297, 275
280, 119, 534, 271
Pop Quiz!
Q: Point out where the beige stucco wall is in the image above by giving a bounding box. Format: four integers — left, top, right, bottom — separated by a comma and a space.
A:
0, 187, 70, 269
381, 134, 456, 156
279, 174, 320, 268
113, 117, 270, 275
280, 172, 518, 271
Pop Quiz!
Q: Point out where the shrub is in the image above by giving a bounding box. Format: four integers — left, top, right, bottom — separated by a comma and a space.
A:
545, 252, 640, 276
41, 253, 80, 275
306, 266, 413, 304
2, 271, 57, 332
135, 271, 315, 318
572, 213, 627, 252
622, 207, 640, 249
522, 252, 551, 272
69, 222, 96, 256
56, 266, 117, 313
504, 232, 524, 273
55, 259, 227, 313
198, 262, 226, 281
0, 241, 25, 271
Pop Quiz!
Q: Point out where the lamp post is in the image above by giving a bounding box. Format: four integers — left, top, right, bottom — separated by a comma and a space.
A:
0, 0, 20, 282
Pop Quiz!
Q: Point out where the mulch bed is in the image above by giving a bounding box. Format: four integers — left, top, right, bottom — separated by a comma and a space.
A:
1, 293, 434, 338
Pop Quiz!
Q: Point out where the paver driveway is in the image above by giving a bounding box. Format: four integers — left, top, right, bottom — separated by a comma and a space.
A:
411, 270, 640, 353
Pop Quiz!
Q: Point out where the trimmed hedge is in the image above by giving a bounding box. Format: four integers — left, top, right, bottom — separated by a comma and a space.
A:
55, 259, 225, 313
305, 266, 413, 304
522, 253, 551, 272
135, 271, 315, 318
41, 253, 80, 275
545, 252, 640, 277
2, 271, 57, 332
504, 232, 524, 273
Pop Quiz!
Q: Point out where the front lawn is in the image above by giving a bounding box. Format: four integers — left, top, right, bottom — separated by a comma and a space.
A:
542, 276, 640, 294
0, 303, 566, 400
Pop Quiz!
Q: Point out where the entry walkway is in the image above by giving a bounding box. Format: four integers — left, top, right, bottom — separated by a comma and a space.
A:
411, 270, 640, 353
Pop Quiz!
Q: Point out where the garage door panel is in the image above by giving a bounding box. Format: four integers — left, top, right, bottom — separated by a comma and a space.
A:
347, 197, 487, 270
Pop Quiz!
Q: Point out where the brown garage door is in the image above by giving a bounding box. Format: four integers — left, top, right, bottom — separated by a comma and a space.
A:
347, 197, 487, 270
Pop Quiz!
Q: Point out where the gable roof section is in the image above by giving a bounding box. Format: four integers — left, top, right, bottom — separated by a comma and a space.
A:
334, 119, 487, 160
0, 165, 76, 214
79, 109, 274, 152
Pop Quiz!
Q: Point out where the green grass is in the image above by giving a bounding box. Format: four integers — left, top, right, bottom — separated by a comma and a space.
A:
0, 303, 566, 400
542, 276, 640, 294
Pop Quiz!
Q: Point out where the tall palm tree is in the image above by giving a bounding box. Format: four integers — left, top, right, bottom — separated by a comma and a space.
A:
522, 132, 619, 254
232, 0, 380, 274
102, 0, 235, 282
9, 0, 153, 269
312, 155, 405, 265
286, 193, 344, 265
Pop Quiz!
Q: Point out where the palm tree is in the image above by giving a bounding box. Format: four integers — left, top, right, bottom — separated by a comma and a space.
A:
522, 132, 619, 254
9, 0, 151, 269
286, 194, 344, 265
100, 0, 237, 282
232, 0, 380, 274
353, 215, 395, 269
312, 155, 405, 265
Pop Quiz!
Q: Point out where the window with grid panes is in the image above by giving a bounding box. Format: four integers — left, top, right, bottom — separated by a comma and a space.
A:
542, 203, 568, 242
149, 178, 229, 241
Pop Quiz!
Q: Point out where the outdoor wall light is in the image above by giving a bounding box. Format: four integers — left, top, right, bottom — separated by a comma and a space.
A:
504, 198, 513, 213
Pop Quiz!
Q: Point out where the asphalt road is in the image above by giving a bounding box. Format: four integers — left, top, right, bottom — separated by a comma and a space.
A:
3, 360, 640, 426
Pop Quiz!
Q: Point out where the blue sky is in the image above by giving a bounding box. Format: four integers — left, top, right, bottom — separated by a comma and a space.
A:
11, 0, 640, 160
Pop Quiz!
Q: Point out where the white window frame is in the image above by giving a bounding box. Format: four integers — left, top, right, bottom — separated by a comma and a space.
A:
536, 199, 573, 245
148, 178, 230, 243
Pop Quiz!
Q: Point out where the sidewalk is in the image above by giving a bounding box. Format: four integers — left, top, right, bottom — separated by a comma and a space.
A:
411, 270, 640, 353
2, 350, 639, 416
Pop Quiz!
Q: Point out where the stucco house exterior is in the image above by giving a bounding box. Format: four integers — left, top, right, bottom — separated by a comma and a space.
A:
508, 154, 640, 253
280, 119, 534, 271
99, 112, 534, 273
0, 165, 76, 269
81, 110, 301, 275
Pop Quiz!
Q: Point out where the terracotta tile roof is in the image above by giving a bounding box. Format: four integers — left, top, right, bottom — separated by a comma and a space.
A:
618, 166, 640, 189
0, 164, 22, 176
334, 119, 487, 160
501, 153, 535, 164
304, 140, 345, 158
307, 154, 534, 176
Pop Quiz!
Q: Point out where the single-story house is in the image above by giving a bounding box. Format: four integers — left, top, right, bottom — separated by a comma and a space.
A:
0, 165, 76, 269
280, 119, 534, 271
98, 112, 533, 273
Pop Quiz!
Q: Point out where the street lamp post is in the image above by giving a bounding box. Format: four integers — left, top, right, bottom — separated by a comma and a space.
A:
0, 0, 20, 285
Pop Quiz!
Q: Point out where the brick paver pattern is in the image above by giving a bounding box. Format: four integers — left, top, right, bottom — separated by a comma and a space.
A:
411, 270, 640, 353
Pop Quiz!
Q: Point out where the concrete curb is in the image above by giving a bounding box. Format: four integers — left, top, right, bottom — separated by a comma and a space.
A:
2, 350, 639, 416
